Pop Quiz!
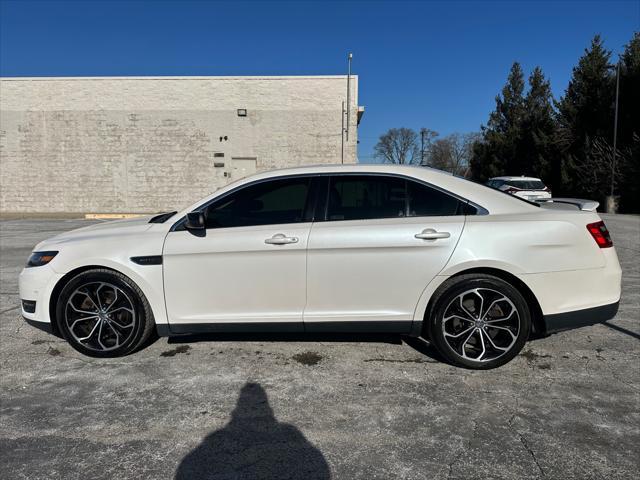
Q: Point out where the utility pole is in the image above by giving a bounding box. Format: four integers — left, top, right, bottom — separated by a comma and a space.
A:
346, 53, 352, 143
341, 101, 345, 164
420, 128, 425, 165
610, 60, 621, 199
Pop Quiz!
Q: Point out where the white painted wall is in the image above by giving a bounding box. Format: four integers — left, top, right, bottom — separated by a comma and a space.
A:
0, 76, 360, 213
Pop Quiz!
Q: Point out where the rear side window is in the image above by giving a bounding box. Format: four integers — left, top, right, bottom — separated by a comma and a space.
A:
327, 175, 406, 221
408, 180, 465, 216
204, 177, 310, 228
325, 175, 471, 221
505, 179, 545, 189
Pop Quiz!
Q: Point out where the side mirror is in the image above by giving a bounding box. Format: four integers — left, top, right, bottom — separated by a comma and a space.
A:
185, 212, 205, 232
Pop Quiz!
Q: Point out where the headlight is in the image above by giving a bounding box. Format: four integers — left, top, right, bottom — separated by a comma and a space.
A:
26, 251, 58, 268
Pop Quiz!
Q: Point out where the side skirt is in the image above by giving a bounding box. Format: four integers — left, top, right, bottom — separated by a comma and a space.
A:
156, 321, 415, 337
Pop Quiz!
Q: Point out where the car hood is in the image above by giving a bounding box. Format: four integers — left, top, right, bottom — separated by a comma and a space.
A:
35, 216, 156, 249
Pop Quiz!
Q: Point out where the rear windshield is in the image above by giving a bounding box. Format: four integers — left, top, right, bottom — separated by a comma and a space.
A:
505, 180, 546, 190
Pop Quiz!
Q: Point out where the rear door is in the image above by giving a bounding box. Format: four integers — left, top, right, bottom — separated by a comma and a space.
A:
304, 174, 467, 331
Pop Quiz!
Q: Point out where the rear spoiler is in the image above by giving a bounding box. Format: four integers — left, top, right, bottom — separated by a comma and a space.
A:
536, 198, 599, 212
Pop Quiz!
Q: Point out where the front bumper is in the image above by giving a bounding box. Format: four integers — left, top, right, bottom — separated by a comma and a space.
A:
19, 264, 63, 326
543, 301, 619, 334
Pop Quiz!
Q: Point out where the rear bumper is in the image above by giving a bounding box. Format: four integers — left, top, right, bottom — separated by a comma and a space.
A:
543, 301, 619, 334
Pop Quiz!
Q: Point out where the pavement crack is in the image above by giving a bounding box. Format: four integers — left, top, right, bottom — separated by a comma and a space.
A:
0, 305, 20, 315
445, 418, 478, 479
508, 414, 545, 478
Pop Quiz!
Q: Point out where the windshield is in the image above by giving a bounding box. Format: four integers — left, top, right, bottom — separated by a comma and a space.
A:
505, 180, 546, 190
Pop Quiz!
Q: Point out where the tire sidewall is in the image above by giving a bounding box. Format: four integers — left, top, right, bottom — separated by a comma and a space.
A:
56, 270, 147, 358
430, 276, 531, 369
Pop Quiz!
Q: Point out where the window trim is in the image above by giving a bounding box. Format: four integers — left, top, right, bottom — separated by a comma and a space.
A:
171, 172, 488, 231
318, 172, 487, 222
171, 174, 321, 231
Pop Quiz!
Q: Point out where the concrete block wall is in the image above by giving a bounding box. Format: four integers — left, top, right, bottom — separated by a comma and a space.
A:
0, 76, 360, 213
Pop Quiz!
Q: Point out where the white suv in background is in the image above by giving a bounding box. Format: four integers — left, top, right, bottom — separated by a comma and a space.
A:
487, 176, 552, 201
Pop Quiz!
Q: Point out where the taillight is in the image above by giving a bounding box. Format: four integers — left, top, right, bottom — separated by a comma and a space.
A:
505, 188, 518, 194
543, 187, 551, 193
587, 221, 613, 248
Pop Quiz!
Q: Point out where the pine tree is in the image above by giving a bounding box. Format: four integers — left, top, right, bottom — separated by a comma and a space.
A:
520, 67, 559, 189
617, 32, 640, 212
556, 35, 614, 197
470, 62, 525, 181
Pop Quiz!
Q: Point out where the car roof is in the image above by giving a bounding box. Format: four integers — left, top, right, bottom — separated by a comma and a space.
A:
179, 163, 538, 216
490, 176, 543, 181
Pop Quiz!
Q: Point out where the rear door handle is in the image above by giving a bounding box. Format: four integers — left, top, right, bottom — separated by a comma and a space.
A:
265, 233, 299, 245
415, 229, 451, 240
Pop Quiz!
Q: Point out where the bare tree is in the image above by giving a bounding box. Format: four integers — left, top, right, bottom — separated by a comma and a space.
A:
576, 136, 631, 199
374, 128, 420, 164
427, 132, 479, 177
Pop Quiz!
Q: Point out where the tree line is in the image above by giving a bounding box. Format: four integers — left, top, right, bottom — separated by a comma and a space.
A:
374, 33, 639, 212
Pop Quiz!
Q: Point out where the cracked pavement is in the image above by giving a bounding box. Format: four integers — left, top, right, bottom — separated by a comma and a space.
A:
1, 214, 639, 479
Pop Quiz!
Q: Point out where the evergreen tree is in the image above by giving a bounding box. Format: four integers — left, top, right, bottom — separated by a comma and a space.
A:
470, 62, 525, 181
521, 67, 559, 189
617, 33, 640, 212
556, 35, 614, 197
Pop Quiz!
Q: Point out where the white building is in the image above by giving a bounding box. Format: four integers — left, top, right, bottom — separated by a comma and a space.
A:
0, 75, 362, 214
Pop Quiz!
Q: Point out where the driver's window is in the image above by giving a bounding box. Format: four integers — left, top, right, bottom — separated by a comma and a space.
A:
204, 177, 310, 229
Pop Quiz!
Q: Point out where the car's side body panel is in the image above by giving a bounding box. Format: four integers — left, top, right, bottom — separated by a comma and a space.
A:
305, 216, 464, 327
162, 222, 311, 325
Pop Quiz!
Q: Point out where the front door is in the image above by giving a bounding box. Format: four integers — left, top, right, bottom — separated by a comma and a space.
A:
304, 174, 466, 331
163, 176, 313, 330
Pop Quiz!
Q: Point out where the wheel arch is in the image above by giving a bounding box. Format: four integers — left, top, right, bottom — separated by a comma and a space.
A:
48, 264, 159, 335
420, 267, 546, 339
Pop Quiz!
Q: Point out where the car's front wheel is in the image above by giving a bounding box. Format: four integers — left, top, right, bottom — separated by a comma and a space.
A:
55, 269, 155, 357
427, 274, 531, 369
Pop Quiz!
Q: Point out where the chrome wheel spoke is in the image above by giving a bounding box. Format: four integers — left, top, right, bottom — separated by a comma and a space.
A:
481, 328, 510, 352
108, 306, 134, 316
65, 281, 136, 352
485, 324, 517, 341
105, 288, 119, 312
70, 315, 99, 331
458, 295, 477, 321
444, 325, 474, 339
442, 287, 520, 363
443, 314, 475, 325
76, 318, 102, 342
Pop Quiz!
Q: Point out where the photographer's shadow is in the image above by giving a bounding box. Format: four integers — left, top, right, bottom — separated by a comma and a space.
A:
175, 382, 330, 479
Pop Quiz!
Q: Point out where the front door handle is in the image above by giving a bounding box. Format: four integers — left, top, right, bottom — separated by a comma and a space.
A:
265, 233, 299, 245
415, 228, 451, 240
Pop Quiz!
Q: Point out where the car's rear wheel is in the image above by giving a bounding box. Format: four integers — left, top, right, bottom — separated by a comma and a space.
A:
427, 274, 531, 369
55, 269, 155, 357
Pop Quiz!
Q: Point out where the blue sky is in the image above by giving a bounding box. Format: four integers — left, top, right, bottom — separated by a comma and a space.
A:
1, 0, 637, 161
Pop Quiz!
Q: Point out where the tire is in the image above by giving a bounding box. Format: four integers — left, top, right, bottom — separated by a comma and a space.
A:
55, 268, 155, 357
427, 274, 531, 369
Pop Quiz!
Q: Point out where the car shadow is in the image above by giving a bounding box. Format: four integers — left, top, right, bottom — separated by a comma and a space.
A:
602, 321, 640, 341
175, 382, 331, 480
166, 331, 445, 364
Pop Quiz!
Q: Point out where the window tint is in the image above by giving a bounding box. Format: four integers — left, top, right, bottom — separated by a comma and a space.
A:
505, 179, 546, 190
204, 177, 310, 228
325, 175, 470, 221
327, 175, 407, 221
407, 180, 464, 216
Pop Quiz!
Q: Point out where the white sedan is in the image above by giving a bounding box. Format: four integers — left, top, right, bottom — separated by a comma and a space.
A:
19, 165, 621, 369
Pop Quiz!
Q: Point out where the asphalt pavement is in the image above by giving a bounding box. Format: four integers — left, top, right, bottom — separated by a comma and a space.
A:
1, 214, 638, 479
